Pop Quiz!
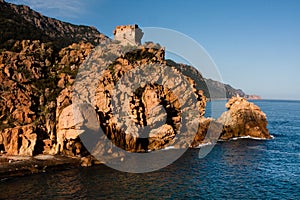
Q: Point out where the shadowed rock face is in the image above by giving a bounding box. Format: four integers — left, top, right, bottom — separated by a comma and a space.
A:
166, 60, 248, 99
0, 0, 106, 50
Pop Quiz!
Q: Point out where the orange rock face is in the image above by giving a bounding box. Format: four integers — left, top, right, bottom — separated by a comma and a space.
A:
0, 125, 37, 156
55, 42, 206, 155
0, 40, 94, 156
217, 97, 271, 140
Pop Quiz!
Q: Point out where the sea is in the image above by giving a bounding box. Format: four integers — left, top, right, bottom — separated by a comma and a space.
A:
0, 100, 299, 199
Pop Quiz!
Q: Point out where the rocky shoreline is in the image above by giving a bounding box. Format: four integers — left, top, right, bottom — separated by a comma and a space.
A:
0, 40, 272, 175
0, 154, 106, 179
0, 94, 271, 178
0, 129, 274, 179
0, 40, 272, 176
0, 155, 81, 179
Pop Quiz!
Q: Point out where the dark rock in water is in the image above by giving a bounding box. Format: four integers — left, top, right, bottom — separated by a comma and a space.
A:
217, 96, 271, 140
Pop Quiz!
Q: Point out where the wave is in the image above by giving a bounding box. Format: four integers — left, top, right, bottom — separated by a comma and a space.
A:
161, 145, 175, 150
218, 135, 275, 141
192, 142, 215, 149
248, 146, 300, 156
163, 143, 215, 150
163, 135, 275, 150
267, 149, 300, 156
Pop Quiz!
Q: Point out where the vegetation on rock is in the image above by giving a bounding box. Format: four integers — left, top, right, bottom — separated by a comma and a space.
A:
0, 0, 106, 51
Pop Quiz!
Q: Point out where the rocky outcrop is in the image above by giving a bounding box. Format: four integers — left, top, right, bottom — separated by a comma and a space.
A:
0, 40, 54, 128
190, 117, 223, 147
0, 40, 95, 156
0, 124, 37, 156
217, 97, 271, 140
55, 43, 206, 155
191, 97, 271, 146
55, 103, 99, 156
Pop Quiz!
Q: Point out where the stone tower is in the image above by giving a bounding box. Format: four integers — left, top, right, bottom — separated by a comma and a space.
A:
113, 24, 144, 46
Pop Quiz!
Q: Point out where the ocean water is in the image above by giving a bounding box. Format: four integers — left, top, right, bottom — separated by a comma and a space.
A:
0, 100, 299, 199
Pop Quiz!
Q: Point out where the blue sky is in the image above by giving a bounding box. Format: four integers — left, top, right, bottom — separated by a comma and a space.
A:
6, 0, 300, 100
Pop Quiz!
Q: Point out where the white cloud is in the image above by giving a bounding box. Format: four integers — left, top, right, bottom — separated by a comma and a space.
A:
6, 0, 85, 19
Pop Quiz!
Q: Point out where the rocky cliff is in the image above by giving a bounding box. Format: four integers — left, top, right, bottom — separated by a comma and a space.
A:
0, 38, 206, 156
54, 43, 206, 157
0, 40, 94, 155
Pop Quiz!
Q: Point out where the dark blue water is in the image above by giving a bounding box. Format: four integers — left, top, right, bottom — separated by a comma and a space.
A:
0, 100, 299, 199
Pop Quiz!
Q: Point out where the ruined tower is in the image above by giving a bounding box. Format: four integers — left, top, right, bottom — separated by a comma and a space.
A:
113, 24, 144, 46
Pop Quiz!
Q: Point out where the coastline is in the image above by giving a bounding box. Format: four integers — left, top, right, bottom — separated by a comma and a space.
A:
0, 135, 275, 179
0, 155, 82, 179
